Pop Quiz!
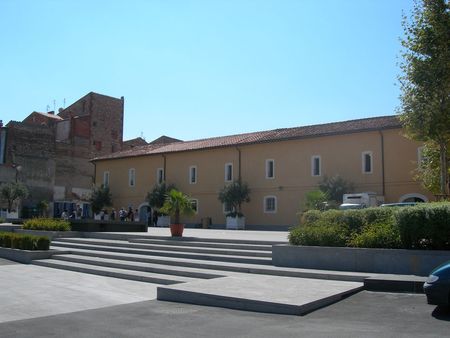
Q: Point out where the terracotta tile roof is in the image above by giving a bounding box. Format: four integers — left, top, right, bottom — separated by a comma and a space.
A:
92, 115, 401, 162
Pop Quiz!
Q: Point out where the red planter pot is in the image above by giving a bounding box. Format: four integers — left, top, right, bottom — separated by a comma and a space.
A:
170, 224, 184, 237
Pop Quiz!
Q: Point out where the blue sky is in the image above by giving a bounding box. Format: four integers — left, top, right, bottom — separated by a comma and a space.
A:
0, 0, 413, 142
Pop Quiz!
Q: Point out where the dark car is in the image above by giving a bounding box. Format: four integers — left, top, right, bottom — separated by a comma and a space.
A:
423, 261, 450, 307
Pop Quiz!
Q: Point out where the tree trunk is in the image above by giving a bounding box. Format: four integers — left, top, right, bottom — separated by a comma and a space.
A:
439, 142, 448, 196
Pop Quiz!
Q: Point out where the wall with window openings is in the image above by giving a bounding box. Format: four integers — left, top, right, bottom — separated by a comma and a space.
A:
95, 128, 431, 227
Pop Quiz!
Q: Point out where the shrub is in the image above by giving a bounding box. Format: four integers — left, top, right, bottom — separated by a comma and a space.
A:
300, 210, 322, 226
0, 232, 50, 251
289, 224, 348, 247
23, 218, 71, 231
348, 222, 401, 249
0, 217, 5, 223
396, 203, 450, 250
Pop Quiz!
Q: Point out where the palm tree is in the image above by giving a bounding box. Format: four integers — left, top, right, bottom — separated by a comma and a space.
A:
160, 189, 195, 224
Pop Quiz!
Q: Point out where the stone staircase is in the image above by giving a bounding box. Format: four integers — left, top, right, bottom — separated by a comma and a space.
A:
32, 235, 281, 285
32, 234, 370, 285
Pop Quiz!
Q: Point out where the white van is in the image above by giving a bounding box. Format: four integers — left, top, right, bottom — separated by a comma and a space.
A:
340, 192, 382, 209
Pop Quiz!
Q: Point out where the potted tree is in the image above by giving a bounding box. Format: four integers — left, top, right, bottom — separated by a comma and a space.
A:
160, 189, 195, 237
218, 180, 250, 230
146, 183, 175, 227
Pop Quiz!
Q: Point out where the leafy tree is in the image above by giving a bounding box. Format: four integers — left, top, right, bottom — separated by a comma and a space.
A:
36, 200, 50, 217
416, 143, 450, 194
318, 175, 354, 203
399, 0, 450, 196
147, 183, 176, 213
218, 180, 250, 217
304, 190, 329, 211
90, 185, 112, 214
0, 182, 29, 212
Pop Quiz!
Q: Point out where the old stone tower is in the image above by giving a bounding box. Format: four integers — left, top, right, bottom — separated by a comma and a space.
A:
0, 92, 124, 217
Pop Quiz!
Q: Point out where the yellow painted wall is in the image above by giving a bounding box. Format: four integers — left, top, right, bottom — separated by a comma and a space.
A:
94, 128, 433, 227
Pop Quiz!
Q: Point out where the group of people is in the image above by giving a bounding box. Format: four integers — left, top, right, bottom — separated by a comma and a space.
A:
61, 205, 160, 225
60, 206, 83, 220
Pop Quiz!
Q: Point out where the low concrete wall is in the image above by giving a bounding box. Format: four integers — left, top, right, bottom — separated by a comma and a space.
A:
0, 224, 22, 232
0, 247, 59, 264
69, 220, 148, 232
272, 245, 450, 276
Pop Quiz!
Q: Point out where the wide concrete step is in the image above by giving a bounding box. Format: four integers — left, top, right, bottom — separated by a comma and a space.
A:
129, 238, 272, 251
32, 259, 200, 285
53, 238, 272, 257
157, 275, 364, 315
50, 245, 370, 282
50, 242, 273, 265
52, 254, 228, 280
83, 232, 287, 245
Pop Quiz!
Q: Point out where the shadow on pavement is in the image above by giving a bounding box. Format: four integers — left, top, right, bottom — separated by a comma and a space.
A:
432, 306, 450, 321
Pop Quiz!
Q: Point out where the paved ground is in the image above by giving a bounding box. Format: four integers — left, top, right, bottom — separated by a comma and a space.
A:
115, 227, 290, 242
0, 263, 158, 323
1, 290, 448, 337
1, 228, 447, 337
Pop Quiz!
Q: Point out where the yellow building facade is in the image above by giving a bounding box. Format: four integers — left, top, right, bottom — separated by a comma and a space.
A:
92, 116, 432, 228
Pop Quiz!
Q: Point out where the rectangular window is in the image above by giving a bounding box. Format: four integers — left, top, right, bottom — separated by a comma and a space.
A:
129, 168, 136, 187
265, 159, 275, 179
417, 146, 426, 167
311, 155, 321, 177
189, 166, 197, 184
362, 151, 373, 174
225, 163, 233, 182
190, 199, 198, 214
157, 168, 164, 184
103, 171, 110, 187
264, 196, 277, 213
223, 202, 233, 214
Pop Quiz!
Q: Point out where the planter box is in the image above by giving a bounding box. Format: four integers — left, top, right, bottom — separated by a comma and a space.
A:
226, 216, 245, 230
157, 216, 170, 227
69, 220, 148, 232
272, 245, 450, 276
0, 247, 59, 264
14, 229, 82, 239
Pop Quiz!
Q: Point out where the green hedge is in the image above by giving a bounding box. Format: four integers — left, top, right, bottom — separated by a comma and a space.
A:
23, 218, 71, 231
0, 232, 50, 250
290, 203, 450, 250
0, 217, 5, 224
395, 203, 450, 250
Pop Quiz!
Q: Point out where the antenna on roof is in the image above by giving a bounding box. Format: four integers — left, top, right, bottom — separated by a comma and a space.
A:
63, 98, 66, 108
53, 100, 56, 112
46, 105, 50, 112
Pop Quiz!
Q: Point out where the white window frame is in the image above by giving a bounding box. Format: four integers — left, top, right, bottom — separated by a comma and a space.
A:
103, 171, 110, 187
189, 165, 197, 184
265, 159, 275, 179
190, 199, 198, 214
362, 151, 373, 174
417, 146, 426, 167
224, 163, 233, 182
264, 196, 277, 213
311, 155, 321, 177
128, 168, 136, 187
156, 168, 164, 184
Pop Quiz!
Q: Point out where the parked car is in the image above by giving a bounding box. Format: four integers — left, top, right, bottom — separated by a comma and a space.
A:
423, 261, 450, 307
380, 202, 417, 207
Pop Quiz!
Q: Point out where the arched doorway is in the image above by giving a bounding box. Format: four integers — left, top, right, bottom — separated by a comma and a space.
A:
399, 193, 428, 203
138, 202, 151, 225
